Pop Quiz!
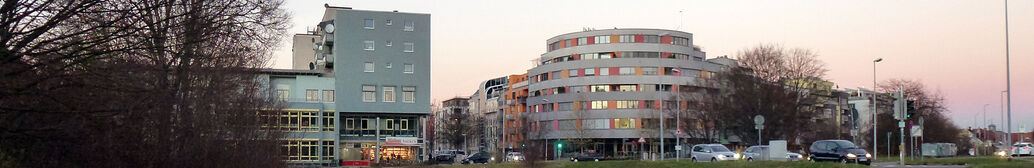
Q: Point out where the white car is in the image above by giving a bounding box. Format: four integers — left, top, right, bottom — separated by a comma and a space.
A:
1011, 143, 1034, 156
742, 145, 804, 161
505, 152, 525, 162
691, 144, 739, 162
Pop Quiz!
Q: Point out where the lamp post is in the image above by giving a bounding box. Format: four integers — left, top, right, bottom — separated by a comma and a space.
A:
1004, 0, 1013, 156
872, 58, 882, 159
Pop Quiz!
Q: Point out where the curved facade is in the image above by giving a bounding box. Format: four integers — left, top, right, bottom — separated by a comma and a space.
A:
525, 28, 733, 158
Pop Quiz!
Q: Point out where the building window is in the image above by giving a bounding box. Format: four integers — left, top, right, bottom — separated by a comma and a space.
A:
364, 40, 375, 51
644, 35, 660, 43
400, 119, 409, 130
404, 21, 414, 31
403, 64, 414, 74
643, 67, 658, 75
382, 86, 395, 102
305, 89, 318, 102
386, 19, 393, 26
323, 90, 335, 102
385, 119, 394, 130
619, 67, 634, 75
584, 68, 595, 76
363, 19, 375, 29
321, 140, 335, 161
386, 41, 393, 46
614, 118, 636, 129
591, 85, 610, 92
364, 62, 375, 72
617, 85, 637, 92
619, 35, 635, 43
599, 67, 609, 76
276, 89, 289, 102
599, 52, 613, 59
322, 112, 335, 131
590, 101, 608, 109
385, 63, 392, 69
568, 69, 578, 77
594, 35, 610, 44
402, 86, 415, 103
361, 118, 370, 130
403, 42, 414, 52
616, 100, 639, 109
362, 85, 376, 102
577, 37, 587, 45
672, 36, 690, 46
345, 118, 355, 130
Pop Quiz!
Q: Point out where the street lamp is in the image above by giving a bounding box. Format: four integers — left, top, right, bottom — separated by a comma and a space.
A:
872, 58, 882, 159
1004, 0, 1013, 155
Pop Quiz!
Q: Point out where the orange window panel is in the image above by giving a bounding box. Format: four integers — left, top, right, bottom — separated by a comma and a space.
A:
635, 67, 643, 75
607, 100, 616, 110
610, 35, 619, 43
561, 70, 569, 79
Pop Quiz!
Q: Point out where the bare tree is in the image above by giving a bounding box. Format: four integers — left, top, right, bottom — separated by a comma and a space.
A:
873, 79, 963, 156
0, 0, 290, 167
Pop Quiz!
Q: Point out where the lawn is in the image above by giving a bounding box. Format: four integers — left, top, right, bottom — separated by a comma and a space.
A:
902, 156, 1033, 168
424, 160, 869, 168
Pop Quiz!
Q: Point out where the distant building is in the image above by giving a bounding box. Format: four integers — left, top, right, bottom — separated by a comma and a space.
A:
469, 76, 509, 154
525, 28, 733, 159
433, 97, 471, 152
262, 5, 430, 166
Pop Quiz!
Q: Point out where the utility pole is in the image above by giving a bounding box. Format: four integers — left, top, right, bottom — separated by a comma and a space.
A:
376, 117, 381, 164
1004, 0, 1013, 158
675, 90, 681, 161
897, 87, 904, 165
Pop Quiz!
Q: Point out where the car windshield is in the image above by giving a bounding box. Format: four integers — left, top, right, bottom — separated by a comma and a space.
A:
834, 141, 859, 149
1014, 144, 1030, 147
710, 145, 731, 152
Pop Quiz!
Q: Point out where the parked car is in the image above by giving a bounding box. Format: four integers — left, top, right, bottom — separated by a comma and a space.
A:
690, 144, 739, 162
506, 152, 525, 162
433, 154, 455, 164
570, 153, 603, 162
1011, 143, 1034, 156
742, 145, 804, 161
461, 152, 492, 164
808, 140, 871, 165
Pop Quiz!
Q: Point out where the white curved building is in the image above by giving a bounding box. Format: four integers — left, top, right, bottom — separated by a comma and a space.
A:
525, 28, 734, 159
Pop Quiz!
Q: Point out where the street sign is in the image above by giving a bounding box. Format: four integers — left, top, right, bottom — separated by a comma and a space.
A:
754, 115, 765, 125
911, 127, 923, 137
899, 121, 905, 128
756, 125, 764, 130
638, 137, 646, 143
675, 145, 682, 151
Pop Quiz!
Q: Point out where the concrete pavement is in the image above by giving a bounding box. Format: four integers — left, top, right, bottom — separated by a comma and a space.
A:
870, 162, 966, 168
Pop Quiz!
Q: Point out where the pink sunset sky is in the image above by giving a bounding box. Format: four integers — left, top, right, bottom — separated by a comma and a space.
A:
270, 0, 1034, 131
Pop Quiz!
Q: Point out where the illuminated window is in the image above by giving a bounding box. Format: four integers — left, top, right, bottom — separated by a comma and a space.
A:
591, 101, 608, 109
616, 100, 639, 109
617, 85, 637, 92
590, 85, 609, 92
614, 118, 636, 129
383, 86, 395, 102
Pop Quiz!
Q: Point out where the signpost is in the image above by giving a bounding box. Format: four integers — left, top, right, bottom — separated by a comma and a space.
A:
755, 115, 765, 145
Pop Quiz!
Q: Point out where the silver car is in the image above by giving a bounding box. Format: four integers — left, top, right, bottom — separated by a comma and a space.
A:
691, 144, 739, 162
742, 145, 804, 161
1011, 143, 1034, 156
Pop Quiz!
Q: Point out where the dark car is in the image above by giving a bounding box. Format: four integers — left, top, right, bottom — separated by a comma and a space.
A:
434, 154, 454, 164
808, 140, 871, 165
461, 152, 491, 164
570, 153, 603, 162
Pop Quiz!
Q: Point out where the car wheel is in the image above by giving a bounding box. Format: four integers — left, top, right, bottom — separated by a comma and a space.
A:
711, 158, 717, 162
747, 157, 753, 162
808, 157, 815, 162
839, 158, 847, 164
691, 157, 697, 162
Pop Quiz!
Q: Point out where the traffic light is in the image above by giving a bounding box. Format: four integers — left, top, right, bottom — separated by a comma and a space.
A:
906, 100, 916, 118
557, 142, 563, 149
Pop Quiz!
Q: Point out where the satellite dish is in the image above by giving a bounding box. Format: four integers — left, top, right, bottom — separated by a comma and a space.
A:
324, 24, 335, 33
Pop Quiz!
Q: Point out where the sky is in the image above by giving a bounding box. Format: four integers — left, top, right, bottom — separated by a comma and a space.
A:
271, 0, 1034, 132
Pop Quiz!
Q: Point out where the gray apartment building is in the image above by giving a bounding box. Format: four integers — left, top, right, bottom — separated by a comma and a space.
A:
259, 5, 430, 166
524, 28, 735, 159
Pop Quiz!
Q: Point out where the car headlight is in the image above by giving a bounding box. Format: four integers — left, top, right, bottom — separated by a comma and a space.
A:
490, 157, 495, 161
734, 153, 740, 159
846, 153, 857, 158
865, 153, 871, 158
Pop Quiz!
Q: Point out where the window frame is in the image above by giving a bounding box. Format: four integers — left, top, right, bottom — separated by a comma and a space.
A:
363, 40, 375, 51
403, 42, 414, 52
382, 86, 396, 102
322, 90, 335, 102
364, 62, 375, 72
402, 86, 416, 103
363, 19, 375, 29
305, 89, 319, 102
403, 64, 414, 74
404, 21, 414, 31
362, 85, 376, 102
